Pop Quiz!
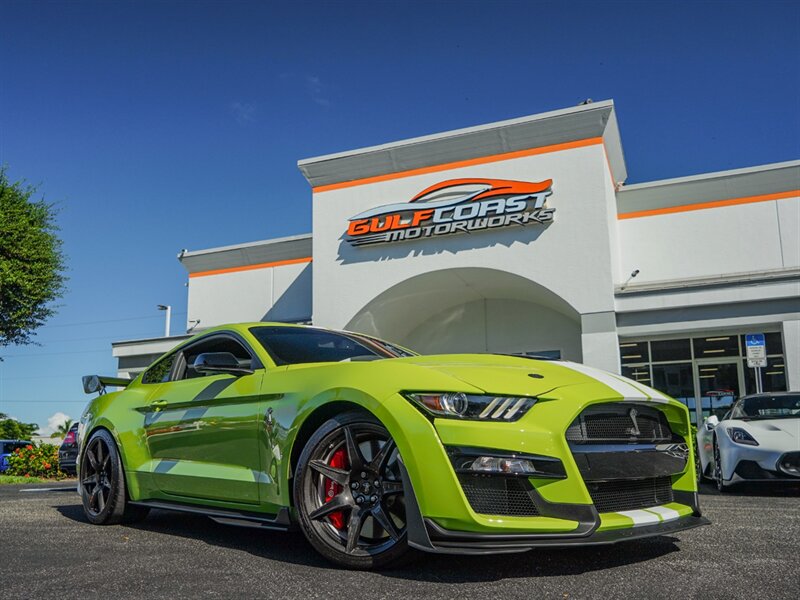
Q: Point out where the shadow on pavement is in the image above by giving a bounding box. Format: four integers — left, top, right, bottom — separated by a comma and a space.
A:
56, 502, 681, 582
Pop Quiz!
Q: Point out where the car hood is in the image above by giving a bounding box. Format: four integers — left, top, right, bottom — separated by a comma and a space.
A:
728, 418, 800, 448
393, 354, 648, 398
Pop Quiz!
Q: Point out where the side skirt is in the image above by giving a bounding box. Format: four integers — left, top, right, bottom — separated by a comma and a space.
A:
130, 500, 294, 532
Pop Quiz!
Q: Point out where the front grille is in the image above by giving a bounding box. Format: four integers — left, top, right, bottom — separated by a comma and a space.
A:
566, 403, 673, 444
457, 474, 539, 517
586, 476, 673, 513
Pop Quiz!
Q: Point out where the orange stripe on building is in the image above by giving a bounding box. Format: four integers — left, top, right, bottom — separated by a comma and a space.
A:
617, 189, 800, 220
189, 256, 312, 278
312, 137, 605, 193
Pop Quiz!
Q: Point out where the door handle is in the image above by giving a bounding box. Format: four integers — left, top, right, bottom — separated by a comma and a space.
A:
150, 400, 168, 412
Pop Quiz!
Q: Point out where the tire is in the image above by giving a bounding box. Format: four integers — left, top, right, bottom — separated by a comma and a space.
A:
293, 411, 409, 569
80, 429, 149, 525
713, 437, 730, 493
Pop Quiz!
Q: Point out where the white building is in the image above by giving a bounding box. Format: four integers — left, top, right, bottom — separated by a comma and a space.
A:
112, 100, 800, 427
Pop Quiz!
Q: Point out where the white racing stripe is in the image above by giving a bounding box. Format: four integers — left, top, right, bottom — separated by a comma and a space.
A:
620, 376, 672, 403
559, 361, 650, 400
616, 509, 661, 527
558, 361, 670, 403
644, 506, 681, 522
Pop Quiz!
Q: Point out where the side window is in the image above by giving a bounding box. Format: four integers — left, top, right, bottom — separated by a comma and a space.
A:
178, 336, 254, 380
142, 352, 179, 384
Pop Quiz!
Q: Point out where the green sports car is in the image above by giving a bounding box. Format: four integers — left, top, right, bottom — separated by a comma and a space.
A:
78, 322, 708, 568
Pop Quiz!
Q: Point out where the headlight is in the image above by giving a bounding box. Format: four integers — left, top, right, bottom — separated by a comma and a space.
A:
446, 446, 566, 478
727, 427, 759, 446
403, 392, 536, 421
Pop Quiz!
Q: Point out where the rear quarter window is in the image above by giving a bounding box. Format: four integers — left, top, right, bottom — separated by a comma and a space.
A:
142, 353, 178, 384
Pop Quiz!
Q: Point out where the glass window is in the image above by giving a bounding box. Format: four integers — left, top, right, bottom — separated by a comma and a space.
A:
250, 326, 401, 366
650, 338, 691, 362
739, 332, 784, 356
742, 356, 787, 395
652, 363, 695, 412
692, 335, 740, 358
622, 365, 651, 384
697, 363, 739, 421
731, 394, 800, 419
141, 352, 179, 384
619, 341, 649, 365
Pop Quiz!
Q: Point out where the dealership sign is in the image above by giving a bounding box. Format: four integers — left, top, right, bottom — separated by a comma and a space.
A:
345, 178, 555, 247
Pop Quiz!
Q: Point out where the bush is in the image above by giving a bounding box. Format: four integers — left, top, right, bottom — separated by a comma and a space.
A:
6, 443, 67, 479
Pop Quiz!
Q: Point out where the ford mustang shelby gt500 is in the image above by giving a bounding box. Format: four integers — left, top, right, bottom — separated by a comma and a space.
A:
77, 323, 708, 568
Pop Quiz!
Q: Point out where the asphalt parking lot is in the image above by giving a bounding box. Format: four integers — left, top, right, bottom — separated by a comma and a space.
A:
0, 482, 798, 600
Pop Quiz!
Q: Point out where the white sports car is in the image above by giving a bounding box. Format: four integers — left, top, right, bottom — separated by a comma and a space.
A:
697, 392, 800, 491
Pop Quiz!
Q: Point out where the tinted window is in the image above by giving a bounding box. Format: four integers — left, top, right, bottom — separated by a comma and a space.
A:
743, 356, 787, 394
734, 394, 800, 419
142, 353, 179, 384
250, 326, 400, 365
652, 363, 695, 410
693, 335, 740, 358
622, 365, 651, 384
650, 338, 691, 362
180, 336, 254, 380
619, 341, 649, 365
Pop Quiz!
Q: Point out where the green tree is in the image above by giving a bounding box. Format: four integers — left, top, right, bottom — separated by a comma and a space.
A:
50, 418, 73, 439
0, 168, 66, 348
0, 412, 39, 440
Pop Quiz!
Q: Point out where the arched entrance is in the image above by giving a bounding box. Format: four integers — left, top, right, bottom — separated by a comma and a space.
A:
344, 268, 582, 360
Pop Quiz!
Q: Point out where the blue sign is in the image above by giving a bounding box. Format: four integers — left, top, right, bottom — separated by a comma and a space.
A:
745, 334, 765, 348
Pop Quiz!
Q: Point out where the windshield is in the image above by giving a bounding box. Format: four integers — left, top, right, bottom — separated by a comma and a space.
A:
249, 326, 413, 366
735, 394, 800, 419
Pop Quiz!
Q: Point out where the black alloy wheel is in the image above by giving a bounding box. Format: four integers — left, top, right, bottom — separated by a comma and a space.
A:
82, 436, 113, 515
294, 412, 408, 569
80, 429, 149, 525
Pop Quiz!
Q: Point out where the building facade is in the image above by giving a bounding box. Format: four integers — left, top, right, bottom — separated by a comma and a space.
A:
112, 100, 800, 427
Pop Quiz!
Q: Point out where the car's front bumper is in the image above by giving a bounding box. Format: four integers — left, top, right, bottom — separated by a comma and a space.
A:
399, 457, 709, 554
387, 382, 709, 553
419, 514, 710, 554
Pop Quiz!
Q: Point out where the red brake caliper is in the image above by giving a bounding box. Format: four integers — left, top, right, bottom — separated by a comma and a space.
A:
325, 448, 347, 530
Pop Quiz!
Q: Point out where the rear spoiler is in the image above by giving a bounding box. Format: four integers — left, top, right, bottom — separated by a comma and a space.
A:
82, 375, 133, 395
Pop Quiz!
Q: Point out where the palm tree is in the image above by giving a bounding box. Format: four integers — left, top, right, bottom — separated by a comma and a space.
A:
50, 419, 73, 439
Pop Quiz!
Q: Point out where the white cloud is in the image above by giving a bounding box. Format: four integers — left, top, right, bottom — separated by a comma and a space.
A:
230, 101, 257, 124
306, 75, 331, 107
38, 411, 73, 437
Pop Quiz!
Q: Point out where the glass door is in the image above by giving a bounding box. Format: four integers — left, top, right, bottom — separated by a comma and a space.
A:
694, 360, 744, 425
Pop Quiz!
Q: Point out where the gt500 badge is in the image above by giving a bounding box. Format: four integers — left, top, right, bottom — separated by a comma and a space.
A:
345, 178, 555, 247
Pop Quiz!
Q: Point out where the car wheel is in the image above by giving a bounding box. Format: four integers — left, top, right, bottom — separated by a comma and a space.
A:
80, 429, 149, 525
713, 438, 729, 493
294, 411, 408, 569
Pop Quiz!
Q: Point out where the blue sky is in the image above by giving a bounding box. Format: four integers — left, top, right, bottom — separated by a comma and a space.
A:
1, 0, 798, 433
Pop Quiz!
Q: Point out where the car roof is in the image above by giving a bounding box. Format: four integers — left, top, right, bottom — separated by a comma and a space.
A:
737, 392, 800, 400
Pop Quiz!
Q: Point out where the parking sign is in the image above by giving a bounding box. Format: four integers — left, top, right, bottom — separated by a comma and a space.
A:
745, 333, 767, 368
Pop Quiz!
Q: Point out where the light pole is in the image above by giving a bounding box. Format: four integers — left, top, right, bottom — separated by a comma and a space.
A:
157, 305, 171, 337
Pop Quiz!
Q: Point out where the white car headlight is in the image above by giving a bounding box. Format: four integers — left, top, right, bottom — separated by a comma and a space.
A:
404, 392, 536, 421
727, 427, 759, 446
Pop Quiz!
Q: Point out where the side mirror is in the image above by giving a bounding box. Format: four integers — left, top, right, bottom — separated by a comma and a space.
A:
704, 415, 720, 431
193, 352, 253, 376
